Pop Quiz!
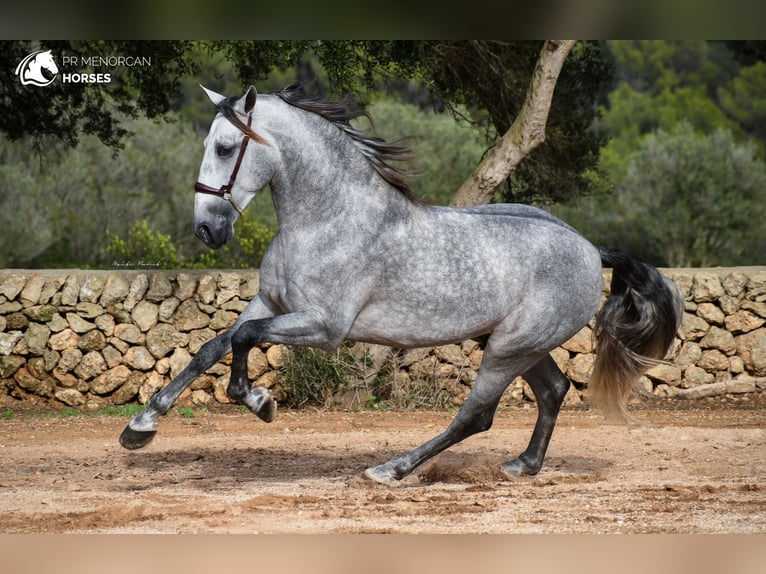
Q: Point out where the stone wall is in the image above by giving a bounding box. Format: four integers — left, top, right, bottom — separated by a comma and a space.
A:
0, 268, 764, 411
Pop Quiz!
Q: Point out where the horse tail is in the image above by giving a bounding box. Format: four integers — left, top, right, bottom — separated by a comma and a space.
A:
590, 247, 683, 421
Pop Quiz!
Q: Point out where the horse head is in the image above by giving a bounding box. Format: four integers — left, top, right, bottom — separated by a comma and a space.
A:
194, 85, 277, 249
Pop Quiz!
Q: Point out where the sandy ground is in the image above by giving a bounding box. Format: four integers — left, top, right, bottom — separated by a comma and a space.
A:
0, 398, 764, 534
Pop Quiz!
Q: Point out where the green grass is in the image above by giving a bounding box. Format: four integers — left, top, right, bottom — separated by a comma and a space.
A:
0, 403, 209, 420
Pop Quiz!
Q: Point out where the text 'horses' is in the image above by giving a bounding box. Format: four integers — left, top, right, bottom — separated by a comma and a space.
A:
120, 85, 682, 485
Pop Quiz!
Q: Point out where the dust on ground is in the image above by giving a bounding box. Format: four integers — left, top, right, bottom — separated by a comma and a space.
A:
0, 397, 764, 533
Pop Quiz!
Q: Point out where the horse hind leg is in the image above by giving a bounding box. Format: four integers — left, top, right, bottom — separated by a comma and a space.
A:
364, 350, 543, 485
502, 354, 570, 477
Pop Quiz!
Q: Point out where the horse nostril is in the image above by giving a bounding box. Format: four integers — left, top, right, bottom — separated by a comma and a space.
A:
197, 224, 211, 244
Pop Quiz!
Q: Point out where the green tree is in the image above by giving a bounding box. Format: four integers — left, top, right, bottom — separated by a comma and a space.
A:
555, 123, 766, 267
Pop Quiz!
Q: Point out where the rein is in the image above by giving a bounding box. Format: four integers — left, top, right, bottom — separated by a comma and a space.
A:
193, 114, 252, 215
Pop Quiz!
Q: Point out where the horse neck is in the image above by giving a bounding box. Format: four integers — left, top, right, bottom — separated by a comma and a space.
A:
266, 104, 415, 229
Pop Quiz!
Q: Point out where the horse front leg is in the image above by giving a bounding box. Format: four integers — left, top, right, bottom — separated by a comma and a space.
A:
227, 309, 334, 419
119, 294, 276, 450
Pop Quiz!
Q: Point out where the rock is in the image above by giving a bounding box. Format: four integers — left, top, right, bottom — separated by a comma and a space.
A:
698, 349, 729, 372
95, 313, 115, 337
699, 326, 736, 355
216, 273, 241, 305
48, 313, 68, 333
39, 279, 61, 305
210, 309, 236, 330
53, 368, 79, 388
112, 372, 145, 404
58, 348, 83, 372
567, 353, 595, 384
169, 347, 192, 379
562, 326, 593, 353
645, 363, 682, 385
90, 365, 131, 395
719, 295, 740, 315
100, 274, 130, 307
158, 297, 180, 322
155, 357, 170, 375
102, 345, 122, 369
55, 388, 86, 407
174, 273, 197, 301
113, 323, 143, 344
6, 312, 28, 330
146, 324, 189, 359
747, 270, 766, 301
678, 313, 709, 340
736, 328, 766, 376
197, 275, 217, 305
0, 355, 25, 378
434, 344, 468, 367
131, 300, 159, 332
173, 299, 210, 331
0, 273, 27, 300
79, 275, 105, 303
265, 344, 289, 370
722, 271, 749, 297
14, 367, 54, 397
399, 348, 431, 368
49, 329, 80, 351
78, 329, 107, 352
66, 313, 96, 334
75, 302, 105, 319
213, 374, 233, 404
19, 274, 45, 306
124, 274, 149, 311
675, 379, 757, 399
191, 389, 213, 406
24, 323, 50, 356
683, 365, 714, 387
0, 332, 23, 356
675, 341, 702, 370
74, 351, 107, 380
741, 300, 766, 319
730, 356, 745, 374
692, 273, 724, 303
695, 303, 724, 325
60, 275, 81, 306
146, 273, 174, 302
247, 348, 269, 380
188, 328, 216, 354
724, 310, 764, 334
124, 346, 156, 370
239, 274, 260, 300
22, 304, 57, 323
139, 372, 166, 404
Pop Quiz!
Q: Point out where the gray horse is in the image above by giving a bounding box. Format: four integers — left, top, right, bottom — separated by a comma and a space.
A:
120, 85, 682, 485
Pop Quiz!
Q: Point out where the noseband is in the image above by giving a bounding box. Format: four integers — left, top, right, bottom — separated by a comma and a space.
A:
193, 114, 253, 215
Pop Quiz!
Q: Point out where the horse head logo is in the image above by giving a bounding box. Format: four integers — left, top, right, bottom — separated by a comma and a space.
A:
15, 49, 59, 86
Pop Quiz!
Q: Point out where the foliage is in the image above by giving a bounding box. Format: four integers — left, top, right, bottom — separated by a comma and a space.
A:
365, 99, 488, 205
280, 344, 368, 409
105, 219, 182, 268
103, 215, 276, 270
554, 123, 766, 267
0, 40, 198, 150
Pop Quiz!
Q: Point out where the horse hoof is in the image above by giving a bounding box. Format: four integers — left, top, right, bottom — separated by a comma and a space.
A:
119, 426, 157, 450
501, 458, 539, 478
254, 395, 276, 423
363, 465, 400, 486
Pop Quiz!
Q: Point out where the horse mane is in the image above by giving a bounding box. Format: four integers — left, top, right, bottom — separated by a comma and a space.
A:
275, 84, 423, 204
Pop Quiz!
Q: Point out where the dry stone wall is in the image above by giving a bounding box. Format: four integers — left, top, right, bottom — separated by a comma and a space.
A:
0, 268, 764, 411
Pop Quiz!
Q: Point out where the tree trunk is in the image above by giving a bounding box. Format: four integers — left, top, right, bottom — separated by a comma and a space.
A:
450, 40, 576, 208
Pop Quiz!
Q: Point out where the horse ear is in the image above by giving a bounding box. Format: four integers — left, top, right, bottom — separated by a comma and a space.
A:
200, 84, 226, 106
243, 85, 257, 114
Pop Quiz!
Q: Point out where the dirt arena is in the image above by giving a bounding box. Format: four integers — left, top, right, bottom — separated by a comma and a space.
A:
0, 398, 764, 534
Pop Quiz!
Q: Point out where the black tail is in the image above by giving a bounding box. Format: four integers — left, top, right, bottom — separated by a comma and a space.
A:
590, 248, 683, 420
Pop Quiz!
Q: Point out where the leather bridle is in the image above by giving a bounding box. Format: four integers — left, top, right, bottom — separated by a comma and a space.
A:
193, 114, 253, 215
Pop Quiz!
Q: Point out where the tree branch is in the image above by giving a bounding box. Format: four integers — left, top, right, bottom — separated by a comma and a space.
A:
450, 40, 577, 207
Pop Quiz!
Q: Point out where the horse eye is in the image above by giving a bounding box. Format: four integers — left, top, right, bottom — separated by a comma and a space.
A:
216, 144, 234, 157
